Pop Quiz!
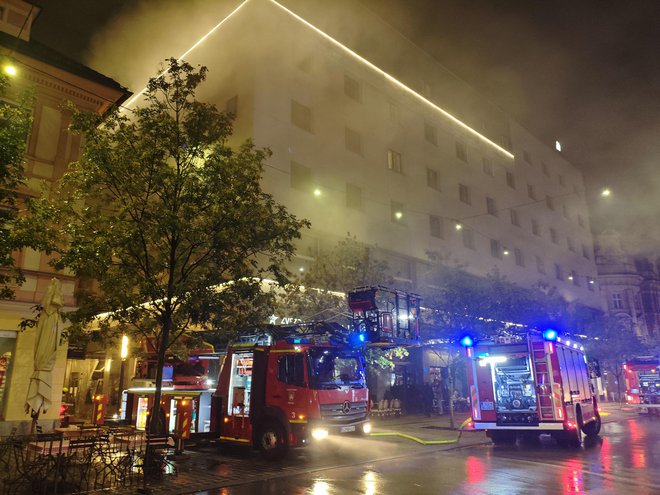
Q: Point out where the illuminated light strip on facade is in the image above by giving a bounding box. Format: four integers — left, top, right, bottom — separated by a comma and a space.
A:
122, 0, 251, 109
123, 0, 513, 158
267, 0, 514, 159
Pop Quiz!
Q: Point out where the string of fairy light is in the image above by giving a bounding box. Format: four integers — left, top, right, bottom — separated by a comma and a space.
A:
0, 0, 608, 290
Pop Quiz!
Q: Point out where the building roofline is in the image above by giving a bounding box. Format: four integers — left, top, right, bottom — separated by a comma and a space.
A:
0, 30, 131, 102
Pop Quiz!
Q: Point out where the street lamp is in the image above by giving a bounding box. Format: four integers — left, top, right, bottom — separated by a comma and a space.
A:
117, 335, 129, 416
3, 64, 17, 76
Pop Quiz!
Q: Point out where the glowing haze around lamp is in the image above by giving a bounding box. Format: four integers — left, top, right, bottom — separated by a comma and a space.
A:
460, 335, 474, 347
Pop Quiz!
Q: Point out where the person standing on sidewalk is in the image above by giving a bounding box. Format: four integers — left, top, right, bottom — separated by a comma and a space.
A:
422, 382, 434, 417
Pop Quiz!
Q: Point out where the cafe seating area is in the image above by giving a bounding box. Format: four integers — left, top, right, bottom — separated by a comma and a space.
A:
0, 424, 177, 495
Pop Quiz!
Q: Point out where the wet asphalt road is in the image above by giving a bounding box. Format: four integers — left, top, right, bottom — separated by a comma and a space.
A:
194, 413, 660, 495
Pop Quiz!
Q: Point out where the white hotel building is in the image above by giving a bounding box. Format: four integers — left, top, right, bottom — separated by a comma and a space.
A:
162, 0, 603, 309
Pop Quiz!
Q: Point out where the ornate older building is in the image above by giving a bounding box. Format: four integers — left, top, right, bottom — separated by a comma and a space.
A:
596, 230, 660, 341
0, 0, 129, 432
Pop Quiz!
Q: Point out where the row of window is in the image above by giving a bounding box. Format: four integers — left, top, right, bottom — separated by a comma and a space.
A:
456, 185, 590, 259
426, 215, 595, 291
291, 95, 585, 230
291, 160, 592, 261
343, 73, 578, 195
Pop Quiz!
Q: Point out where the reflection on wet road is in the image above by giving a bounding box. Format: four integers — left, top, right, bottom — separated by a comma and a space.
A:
196, 414, 660, 495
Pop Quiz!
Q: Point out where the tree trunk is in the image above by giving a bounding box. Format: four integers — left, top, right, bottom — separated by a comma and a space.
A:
150, 314, 172, 434
448, 367, 455, 429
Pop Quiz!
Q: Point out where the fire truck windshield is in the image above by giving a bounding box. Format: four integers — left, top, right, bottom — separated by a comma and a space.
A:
308, 348, 366, 390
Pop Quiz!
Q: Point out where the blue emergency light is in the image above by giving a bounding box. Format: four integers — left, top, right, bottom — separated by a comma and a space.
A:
459, 335, 474, 347
543, 329, 558, 341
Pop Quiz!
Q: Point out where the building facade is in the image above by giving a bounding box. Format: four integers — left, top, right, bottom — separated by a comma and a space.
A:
160, 0, 602, 309
596, 230, 660, 341
0, 0, 129, 432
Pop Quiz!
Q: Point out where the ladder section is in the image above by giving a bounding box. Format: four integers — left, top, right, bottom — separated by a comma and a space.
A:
530, 341, 554, 419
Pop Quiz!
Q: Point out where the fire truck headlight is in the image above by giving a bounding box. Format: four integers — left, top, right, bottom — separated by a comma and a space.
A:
311, 428, 329, 440
362, 422, 372, 434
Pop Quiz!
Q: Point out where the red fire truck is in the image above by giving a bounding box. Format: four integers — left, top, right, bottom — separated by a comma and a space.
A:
623, 356, 660, 413
463, 330, 601, 447
212, 286, 420, 459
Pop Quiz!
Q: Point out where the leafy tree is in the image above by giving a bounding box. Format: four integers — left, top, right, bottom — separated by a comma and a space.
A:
25, 59, 308, 431
582, 313, 647, 401
0, 70, 33, 299
278, 235, 393, 325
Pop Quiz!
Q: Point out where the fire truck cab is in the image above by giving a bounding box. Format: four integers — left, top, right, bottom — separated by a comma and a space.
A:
464, 331, 601, 447
623, 356, 660, 413
213, 326, 370, 459
213, 286, 421, 459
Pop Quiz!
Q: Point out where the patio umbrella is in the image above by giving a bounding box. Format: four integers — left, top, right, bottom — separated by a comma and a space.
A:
25, 278, 63, 422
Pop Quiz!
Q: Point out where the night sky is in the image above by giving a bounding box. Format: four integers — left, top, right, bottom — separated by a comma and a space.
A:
30, 0, 660, 254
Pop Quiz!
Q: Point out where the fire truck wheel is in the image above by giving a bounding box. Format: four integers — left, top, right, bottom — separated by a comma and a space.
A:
258, 421, 288, 460
557, 411, 583, 448
582, 413, 601, 437
490, 431, 517, 445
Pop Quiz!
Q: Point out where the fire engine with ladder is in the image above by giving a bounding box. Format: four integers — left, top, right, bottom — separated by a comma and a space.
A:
462, 329, 601, 447
623, 356, 660, 414
211, 286, 421, 459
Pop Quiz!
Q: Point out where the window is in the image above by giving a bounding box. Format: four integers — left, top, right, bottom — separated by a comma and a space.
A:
296, 54, 313, 73
391, 201, 405, 224
455, 141, 467, 162
429, 215, 444, 238
546, 195, 555, 211
225, 95, 238, 116
532, 219, 541, 236
291, 100, 312, 132
523, 150, 532, 164
346, 183, 362, 210
558, 174, 565, 187
550, 228, 559, 244
424, 123, 437, 145
482, 158, 494, 176
290, 161, 311, 191
555, 263, 564, 281
510, 209, 520, 227
514, 248, 525, 267
582, 244, 591, 260
536, 256, 546, 274
462, 228, 475, 250
426, 168, 440, 190
421, 79, 432, 97
527, 184, 536, 200
490, 239, 502, 259
458, 184, 471, 205
567, 236, 576, 253
541, 162, 550, 176
278, 354, 305, 386
344, 74, 361, 101
387, 149, 402, 173
345, 127, 362, 154
612, 292, 623, 309
389, 102, 399, 123
506, 171, 515, 189
486, 197, 497, 216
